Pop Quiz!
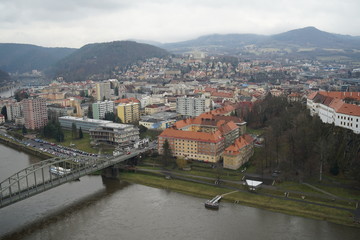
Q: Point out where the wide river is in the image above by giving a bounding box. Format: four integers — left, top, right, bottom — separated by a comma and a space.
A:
0, 143, 359, 240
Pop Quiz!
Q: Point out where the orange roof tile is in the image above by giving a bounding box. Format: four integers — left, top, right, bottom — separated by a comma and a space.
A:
159, 128, 224, 143
337, 103, 360, 117
224, 134, 254, 154
114, 97, 140, 104
318, 91, 360, 101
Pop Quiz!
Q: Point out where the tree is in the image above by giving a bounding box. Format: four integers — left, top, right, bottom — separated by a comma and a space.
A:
114, 86, 119, 96
162, 139, 172, 167
79, 127, 83, 139
1, 106, 7, 121
80, 90, 85, 97
22, 125, 27, 135
56, 128, 65, 142
72, 123, 77, 139
88, 105, 93, 119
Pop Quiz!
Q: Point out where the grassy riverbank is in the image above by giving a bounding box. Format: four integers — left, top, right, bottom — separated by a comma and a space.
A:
120, 171, 358, 228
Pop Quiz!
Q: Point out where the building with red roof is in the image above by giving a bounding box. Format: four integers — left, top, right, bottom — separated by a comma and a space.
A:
307, 91, 360, 134
223, 134, 254, 170
158, 105, 248, 163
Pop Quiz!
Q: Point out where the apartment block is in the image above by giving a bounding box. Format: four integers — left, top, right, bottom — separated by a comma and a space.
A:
176, 97, 211, 117
92, 100, 114, 120
116, 98, 140, 123
96, 82, 111, 101
22, 98, 48, 130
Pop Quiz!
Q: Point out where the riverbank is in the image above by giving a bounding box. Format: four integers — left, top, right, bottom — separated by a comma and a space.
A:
120, 170, 359, 228
0, 135, 52, 159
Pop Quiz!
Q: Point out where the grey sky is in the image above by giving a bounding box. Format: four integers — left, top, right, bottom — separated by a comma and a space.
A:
0, 0, 359, 48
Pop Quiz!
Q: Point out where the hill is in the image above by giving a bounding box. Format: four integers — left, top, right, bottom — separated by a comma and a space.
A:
0, 43, 76, 73
52, 41, 169, 82
0, 69, 11, 85
162, 27, 360, 59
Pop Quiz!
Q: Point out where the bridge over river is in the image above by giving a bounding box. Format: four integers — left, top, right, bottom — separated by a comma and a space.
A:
0, 149, 146, 209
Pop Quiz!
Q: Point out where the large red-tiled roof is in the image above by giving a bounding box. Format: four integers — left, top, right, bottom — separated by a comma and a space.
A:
159, 128, 223, 143
318, 91, 360, 101
337, 103, 360, 117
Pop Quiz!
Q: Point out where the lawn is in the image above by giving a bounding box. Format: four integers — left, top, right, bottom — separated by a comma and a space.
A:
44, 130, 114, 154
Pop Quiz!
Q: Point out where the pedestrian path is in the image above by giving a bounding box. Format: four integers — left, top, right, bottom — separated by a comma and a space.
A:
302, 182, 338, 199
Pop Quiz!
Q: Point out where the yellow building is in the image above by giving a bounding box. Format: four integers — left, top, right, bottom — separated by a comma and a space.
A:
117, 101, 140, 123
223, 134, 254, 170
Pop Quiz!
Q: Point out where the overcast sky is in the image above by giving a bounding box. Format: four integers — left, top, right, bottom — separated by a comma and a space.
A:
1, 0, 359, 48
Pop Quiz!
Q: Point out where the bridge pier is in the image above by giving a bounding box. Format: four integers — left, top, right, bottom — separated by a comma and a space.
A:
101, 166, 120, 179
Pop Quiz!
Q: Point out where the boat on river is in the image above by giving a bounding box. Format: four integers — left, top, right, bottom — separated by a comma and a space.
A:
205, 195, 222, 209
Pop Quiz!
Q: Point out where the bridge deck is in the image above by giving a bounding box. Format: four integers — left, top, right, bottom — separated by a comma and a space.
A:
0, 149, 146, 209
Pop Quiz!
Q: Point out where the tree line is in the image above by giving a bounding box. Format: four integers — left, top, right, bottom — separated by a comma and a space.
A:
247, 94, 360, 185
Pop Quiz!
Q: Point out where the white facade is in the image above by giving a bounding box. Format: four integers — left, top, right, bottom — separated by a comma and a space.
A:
6, 102, 23, 121
92, 101, 114, 120
307, 95, 360, 134
176, 97, 211, 117
334, 113, 360, 134
96, 82, 111, 101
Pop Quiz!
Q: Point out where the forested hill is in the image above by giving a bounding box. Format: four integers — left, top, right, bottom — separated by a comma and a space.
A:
51, 41, 169, 82
0, 43, 76, 73
245, 94, 360, 185
0, 69, 11, 85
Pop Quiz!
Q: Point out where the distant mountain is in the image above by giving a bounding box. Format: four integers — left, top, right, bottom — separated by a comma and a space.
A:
271, 27, 360, 48
51, 41, 169, 82
162, 27, 360, 58
0, 43, 76, 73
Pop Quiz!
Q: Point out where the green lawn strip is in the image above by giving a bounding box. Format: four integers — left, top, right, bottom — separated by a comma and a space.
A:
310, 183, 360, 201
276, 182, 321, 195
120, 172, 357, 227
43, 130, 114, 154
246, 127, 265, 135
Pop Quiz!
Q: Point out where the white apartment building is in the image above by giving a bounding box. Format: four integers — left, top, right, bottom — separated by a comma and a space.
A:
176, 97, 211, 117
92, 100, 115, 120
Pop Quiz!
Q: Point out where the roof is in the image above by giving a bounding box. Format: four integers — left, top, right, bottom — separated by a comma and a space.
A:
159, 128, 223, 143
337, 103, 360, 117
211, 92, 234, 98
114, 97, 140, 104
224, 134, 254, 154
318, 91, 360, 101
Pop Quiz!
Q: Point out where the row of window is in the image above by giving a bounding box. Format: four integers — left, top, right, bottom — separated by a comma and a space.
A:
338, 115, 359, 122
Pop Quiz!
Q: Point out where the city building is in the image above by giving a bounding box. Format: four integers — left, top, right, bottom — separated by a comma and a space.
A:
89, 122, 139, 146
139, 112, 177, 130
6, 101, 23, 121
144, 103, 169, 115
158, 106, 247, 163
307, 91, 360, 134
96, 82, 111, 101
158, 128, 224, 162
22, 97, 48, 130
92, 100, 114, 120
59, 116, 112, 132
176, 97, 211, 117
116, 98, 140, 123
223, 134, 254, 170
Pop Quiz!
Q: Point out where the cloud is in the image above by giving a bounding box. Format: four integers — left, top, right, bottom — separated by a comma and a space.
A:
0, 0, 359, 48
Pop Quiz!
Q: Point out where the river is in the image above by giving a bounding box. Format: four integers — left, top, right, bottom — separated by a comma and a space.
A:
0, 143, 359, 240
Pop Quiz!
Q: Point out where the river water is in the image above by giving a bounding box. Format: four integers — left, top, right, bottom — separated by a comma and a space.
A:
0, 144, 359, 240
